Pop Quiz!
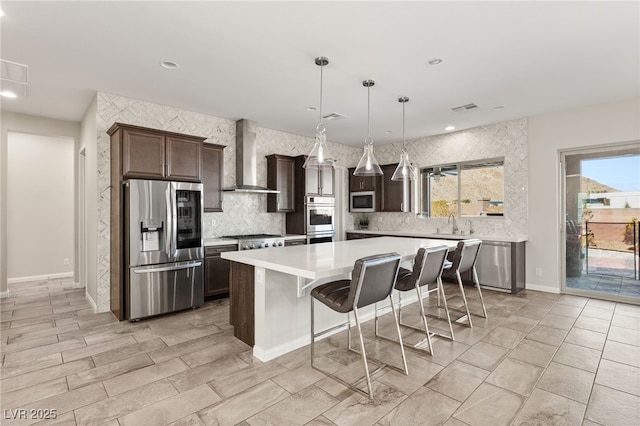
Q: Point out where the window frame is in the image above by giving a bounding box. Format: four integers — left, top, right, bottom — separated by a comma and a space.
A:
419, 157, 505, 218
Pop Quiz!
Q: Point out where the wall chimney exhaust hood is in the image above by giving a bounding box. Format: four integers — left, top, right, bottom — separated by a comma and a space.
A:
223, 119, 279, 194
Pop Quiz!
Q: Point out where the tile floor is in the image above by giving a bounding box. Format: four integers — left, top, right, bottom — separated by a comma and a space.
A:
1, 278, 640, 425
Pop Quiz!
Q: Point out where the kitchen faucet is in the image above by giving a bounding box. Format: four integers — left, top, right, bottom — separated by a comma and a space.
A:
465, 220, 475, 235
448, 213, 458, 234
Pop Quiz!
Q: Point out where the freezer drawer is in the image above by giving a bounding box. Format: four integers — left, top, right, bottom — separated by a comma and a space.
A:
127, 260, 203, 320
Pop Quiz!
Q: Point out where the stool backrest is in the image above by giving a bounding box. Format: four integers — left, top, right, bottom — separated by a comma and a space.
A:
450, 239, 482, 274
351, 253, 402, 309
410, 245, 450, 288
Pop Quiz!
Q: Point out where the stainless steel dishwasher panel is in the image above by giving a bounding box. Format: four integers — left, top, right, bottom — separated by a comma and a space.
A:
476, 241, 511, 291
128, 260, 203, 320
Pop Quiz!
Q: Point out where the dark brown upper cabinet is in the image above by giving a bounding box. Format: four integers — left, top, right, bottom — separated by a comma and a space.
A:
202, 143, 226, 212
380, 163, 410, 212
348, 168, 381, 192
109, 123, 205, 182
306, 164, 334, 197
266, 154, 295, 212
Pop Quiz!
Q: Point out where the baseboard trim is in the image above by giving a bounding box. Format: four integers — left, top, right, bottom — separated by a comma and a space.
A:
0, 291, 9, 299
525, 283, 561, 294
73, 282, 85, 289
85, 292, 97, 311
8, 272, 73, 284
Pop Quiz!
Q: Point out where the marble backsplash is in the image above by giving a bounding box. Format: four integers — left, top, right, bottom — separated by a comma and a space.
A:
345, 118, 529, 239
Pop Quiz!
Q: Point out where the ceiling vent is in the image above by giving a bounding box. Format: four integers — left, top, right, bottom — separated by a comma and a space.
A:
451, 103, 479, 113
322, 112, 348, 121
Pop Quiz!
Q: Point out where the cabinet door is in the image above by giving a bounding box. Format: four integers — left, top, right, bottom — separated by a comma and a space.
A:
267, 155, 295, 212
204, 256, 231, 296
122, 128, 165, 179
348, 168, 378, 192
202, 144, 224, 212
381, 163, 409, 212
305, 168, 321, 196
319, 165, 334, 196
166, 136, 202, 181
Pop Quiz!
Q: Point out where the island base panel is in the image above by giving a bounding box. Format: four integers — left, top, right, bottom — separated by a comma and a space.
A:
230, 261, 255, 346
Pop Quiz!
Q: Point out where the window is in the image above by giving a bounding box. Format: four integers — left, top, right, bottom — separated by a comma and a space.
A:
420, 158, 504, 217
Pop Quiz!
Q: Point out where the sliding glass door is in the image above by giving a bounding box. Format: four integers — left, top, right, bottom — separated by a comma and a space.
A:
561, 142, 640, 302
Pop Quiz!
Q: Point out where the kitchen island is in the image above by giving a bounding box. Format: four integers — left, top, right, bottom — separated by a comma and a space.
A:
222, 237, 458, 362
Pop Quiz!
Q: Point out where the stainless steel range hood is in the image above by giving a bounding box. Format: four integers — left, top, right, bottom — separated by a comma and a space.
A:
223, 119, 279, 194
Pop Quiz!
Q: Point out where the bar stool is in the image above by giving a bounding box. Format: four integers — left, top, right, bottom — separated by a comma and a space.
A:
310, 253, 408, 399
441, 239, 487, 327
375, 245, 454, 355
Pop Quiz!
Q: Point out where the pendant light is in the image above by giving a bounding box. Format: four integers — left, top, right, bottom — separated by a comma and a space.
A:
303, 57, 333, 169
391, 97, 416, 181
354, 80, 383, 176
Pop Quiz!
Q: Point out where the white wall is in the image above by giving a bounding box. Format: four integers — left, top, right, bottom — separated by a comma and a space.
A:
7, 133, 75, 280
0, 111, 80, 295
527, 97, 640, 293
80, 97, 98, 305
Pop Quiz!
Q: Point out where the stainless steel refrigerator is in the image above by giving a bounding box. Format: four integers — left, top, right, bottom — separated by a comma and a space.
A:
124, 179, 204, 320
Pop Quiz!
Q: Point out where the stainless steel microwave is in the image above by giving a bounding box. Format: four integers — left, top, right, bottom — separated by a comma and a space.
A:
350, 191, 375, 212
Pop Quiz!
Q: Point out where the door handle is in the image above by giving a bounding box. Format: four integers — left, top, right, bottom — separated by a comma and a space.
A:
133, 261, 202, 274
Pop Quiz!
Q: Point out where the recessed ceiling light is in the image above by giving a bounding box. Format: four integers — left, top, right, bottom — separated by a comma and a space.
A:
445, 126, 455, 131
427, 58, 443, 66
160, 61, 179, 70
0, 91, 17, 98
384, 130, 393, 134
306, 106, 317, 111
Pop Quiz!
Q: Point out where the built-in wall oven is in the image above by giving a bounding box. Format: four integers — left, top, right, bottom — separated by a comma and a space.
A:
305, 196, 335, 244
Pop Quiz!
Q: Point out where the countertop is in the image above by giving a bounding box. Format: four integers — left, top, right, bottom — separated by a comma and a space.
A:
346, 230, 527, 243
204, 234, 306, 247
221, 236, 458, 280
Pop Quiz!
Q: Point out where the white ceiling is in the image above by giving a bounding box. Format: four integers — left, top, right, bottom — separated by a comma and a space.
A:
1, 1, 639, 146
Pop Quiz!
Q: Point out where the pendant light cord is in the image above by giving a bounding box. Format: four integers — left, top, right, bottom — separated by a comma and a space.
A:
366, 85, 371, 145
402, 100, 406, 151
318, 64, 323, 127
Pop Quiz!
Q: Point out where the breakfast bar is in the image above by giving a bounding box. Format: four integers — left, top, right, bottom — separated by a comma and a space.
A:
222, 237, 458, 362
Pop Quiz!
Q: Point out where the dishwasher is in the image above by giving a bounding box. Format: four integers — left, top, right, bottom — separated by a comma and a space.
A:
475, 240, 525, 293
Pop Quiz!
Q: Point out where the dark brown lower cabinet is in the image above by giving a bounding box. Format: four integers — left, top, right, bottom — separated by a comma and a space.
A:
229, 261, 255, 346
204, 245, 237, 297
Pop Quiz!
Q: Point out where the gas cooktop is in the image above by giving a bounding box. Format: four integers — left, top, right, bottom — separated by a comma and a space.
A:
222, 234, 286, 250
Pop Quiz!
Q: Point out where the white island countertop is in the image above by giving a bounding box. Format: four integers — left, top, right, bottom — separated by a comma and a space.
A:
347, 230, 527, 243
222, 237, 458, 280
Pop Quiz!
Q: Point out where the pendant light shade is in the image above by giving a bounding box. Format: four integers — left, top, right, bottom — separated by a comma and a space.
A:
354, 80, 383, 176
304, 57, 333, 169
391, 97, 416, 181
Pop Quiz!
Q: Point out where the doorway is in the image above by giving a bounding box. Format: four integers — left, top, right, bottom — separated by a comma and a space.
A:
561, 142, 640, 302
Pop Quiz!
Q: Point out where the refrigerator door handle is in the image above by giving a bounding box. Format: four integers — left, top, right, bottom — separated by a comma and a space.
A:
167, 185, 175, 256
132, 261, 203, 274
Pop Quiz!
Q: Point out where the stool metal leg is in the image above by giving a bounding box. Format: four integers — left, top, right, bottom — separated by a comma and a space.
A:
437, 277, 455, 341
473, 267, 488, 319
415, 284, 434, 355
456, 270, 473, 327
310, 297, 315, 362
388, 294, 409, 375
352, 306, 374, 398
